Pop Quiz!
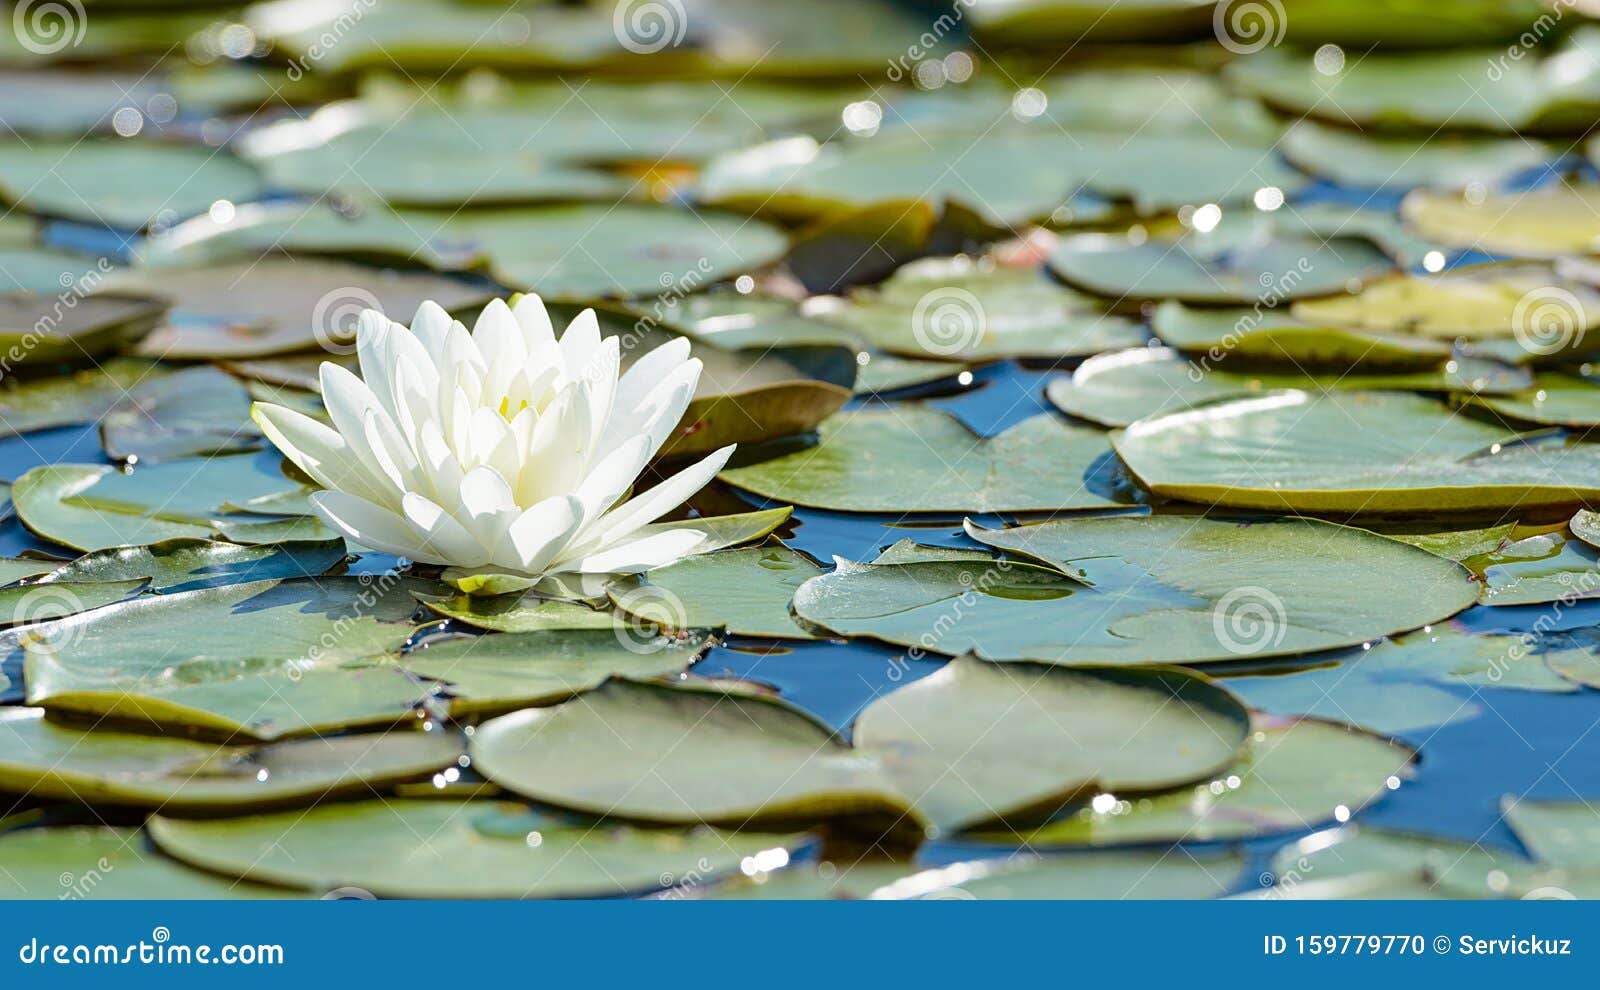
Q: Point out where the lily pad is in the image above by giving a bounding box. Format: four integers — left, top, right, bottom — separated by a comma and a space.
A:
1151, 301, 1452, 371
0, 578, 146, 625
1279, 120, 1552, 192
793, 515, 1474, 666
473, 656, 1250, 834
100, 366, 259, 463
609, 546, 824, 640
400, 629, 711, 717
1402, 181, 1600, 258
1467, 529, 1600, 607
0, 827, 292, 899
1226, 31, 1600, 134
1049, 227, 1393, 305
149, 798, 806, 899
0, 359, 165, 437
1287, 263, 1600, 365
0, 140, 266, 231
1229, 621, 1579, 736
719, 408, 1126, 513
35, 537, 345, 592
1048, 347, 1529, 428
0, 293, 164, 367
1504, 797, 1600, 867
141, 201, 789, 299
996, 716, 1415, 846
1111, 390, 1600, 514
114, 257, 500, 359
0, 708, 461, 812
1262, 826, 1534, 900
816, 257, 1143, 361
873, 849, 1245, 900
1471, 372, 1600, 427
13, 452, 307, 551
19, 577, 433, 739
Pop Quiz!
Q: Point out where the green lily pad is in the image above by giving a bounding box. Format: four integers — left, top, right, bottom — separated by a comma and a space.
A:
1505, 797, 1600, 867
815, 257, 1143, 361
13, 452, 307, 551
474, 677, 923, 834
967, 0, 1214, 45
0, 708, 461, 812
1472, 372, 1600, 427
0, 69, 170, 137
1230, 621, 1579, 736
400, 629, 711, 717
1572, 509, 1600, 549
1048, 347, 1529, 428
0, 558, 63, 586
719, 408, 1126, 513
1263, 826, 1534, 900
855, 354, 972, 394
36, 537, 345, 592
418, 594, 624, 633
20, 577, 433, 739
1049, 227, 1393, 305
1467, 528, 1600, 607
100, 366, 258, 463
0, 139, 265, 231
0, 293, 164, 367
141, 201, 789, 299
0, 359, 166, 437
149, 798, 806, 899
996, 715, 1415, 846
0, 827, 294, 899
241, 123, 634, 208
794, 515, 1474, 666
473, 656, 1250, 835
609, 546, 824, 640
874, 849, 1244, 900
113, 257, 499, 359
1279, 120, 1552, 191
1112, 390, 1600, 514
0, 246, 119, 294
1402, 181, 1600, 258
210, 515, 340, 545
646, 290, 861, 352
1367, 520, 1516, 562
0, 578, 147, 624
1226, 31, 1600, 134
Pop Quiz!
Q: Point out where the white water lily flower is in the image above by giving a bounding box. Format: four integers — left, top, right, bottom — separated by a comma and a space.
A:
251, 294, 734, 589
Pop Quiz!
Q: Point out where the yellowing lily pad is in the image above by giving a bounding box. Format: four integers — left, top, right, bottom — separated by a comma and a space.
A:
1402, 181, 1600, 258
0, 827, 293, 899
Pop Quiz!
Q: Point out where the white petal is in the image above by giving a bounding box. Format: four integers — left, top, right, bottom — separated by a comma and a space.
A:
309, 490, 425, 559
512, 293, 557, 357
504, 494, 583, 573
409, 300, 454, 364
581, 444, 735, 551
555, 528, 705, 575
401, 492, 488, 566
572, 434, 651, 523
558, 308, 602, 377
616, 335, 691, 410
251, 401, 392, 507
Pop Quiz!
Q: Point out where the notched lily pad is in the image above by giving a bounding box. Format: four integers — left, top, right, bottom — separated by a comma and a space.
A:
609, 546, 825, 640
